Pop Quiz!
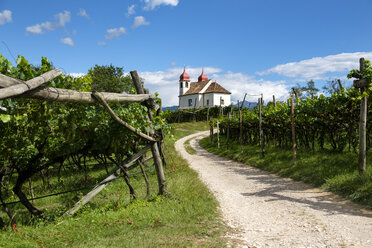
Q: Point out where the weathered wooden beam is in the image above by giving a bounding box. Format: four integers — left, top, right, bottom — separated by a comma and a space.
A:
0, 69, 61, 100
0, 73, 155, 103
92, 92, 157, 142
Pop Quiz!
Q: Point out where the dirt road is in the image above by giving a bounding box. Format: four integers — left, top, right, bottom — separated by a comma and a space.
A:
175, 131, 372, 248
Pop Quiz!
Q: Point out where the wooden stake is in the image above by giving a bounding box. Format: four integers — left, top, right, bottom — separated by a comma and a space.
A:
273, 95, 276, 107
291, 97, 296, 164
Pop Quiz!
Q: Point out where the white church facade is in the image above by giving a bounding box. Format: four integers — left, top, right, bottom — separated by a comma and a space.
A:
178, 68, 231, 109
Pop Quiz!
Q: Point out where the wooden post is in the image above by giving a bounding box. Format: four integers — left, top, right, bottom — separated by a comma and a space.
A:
130, 71, 167, 195
291, 96, 296, 164
227, 113, 230, 150
259, 94, 265, 158
210, 119, 214, 144
358, 58, 367, 174
239, 108, 243, 152
239, 94, 246, 153
207, 107, 210, 121
193, 97, 197, 122
273, 95, 276, 107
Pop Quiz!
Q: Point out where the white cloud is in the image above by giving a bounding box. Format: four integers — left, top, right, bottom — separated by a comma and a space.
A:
60, 37, 75, 46
77, 8, 89, 19
68, 73, 85, 78
56, 11, 71, 26
143, 0, 179, 10
26, 24, 43, 34
211, 72, 288, 104
259, 52, 372, 80
26, 11, 71, 35
140, 66, 289, 107
132, 16, 150, 28
126, 5, 136, 17
97, 41, 106, 46
170, 61, 177, 66
0, 10, 12, 25
104, 27, 127, 39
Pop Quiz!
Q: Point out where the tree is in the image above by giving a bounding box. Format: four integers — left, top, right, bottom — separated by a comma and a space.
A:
88, 65, 133, 93
292, 80, 319, 100
322, 79, 343, 94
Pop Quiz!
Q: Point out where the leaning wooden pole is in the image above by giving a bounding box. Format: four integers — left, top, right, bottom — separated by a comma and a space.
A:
130, 71, 167, 195
291, 96, 297, 164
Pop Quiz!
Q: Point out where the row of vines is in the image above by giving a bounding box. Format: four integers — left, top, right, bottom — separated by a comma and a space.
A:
216, 60, 372, 154
0, 53, 168, 225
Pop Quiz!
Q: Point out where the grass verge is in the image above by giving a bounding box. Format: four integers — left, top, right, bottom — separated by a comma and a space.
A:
200, 134, 372, 209
0, 121, 227, 247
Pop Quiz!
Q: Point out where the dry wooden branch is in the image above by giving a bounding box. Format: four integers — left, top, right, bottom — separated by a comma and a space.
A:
0, 73, 155, 104
92, 91, 157, 142
138, 161, 150, 200
0, 69, 61, 100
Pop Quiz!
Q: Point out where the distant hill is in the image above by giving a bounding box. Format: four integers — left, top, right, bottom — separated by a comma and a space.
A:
163, 105, 178, 111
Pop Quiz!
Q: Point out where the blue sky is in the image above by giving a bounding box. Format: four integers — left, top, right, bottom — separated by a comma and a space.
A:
1, 0, 372, 106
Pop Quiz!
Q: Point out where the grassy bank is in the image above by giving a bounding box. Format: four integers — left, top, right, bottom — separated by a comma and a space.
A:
0, 121, 228, 247
200, 135, 372, 208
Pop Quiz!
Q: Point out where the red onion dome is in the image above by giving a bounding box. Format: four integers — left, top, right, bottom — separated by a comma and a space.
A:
179, 67, 190, 81
198, 68, 208, 82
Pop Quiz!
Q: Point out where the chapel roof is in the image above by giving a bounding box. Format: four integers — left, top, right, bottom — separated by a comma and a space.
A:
182, 80, 231, 96
204, 82, 231, 94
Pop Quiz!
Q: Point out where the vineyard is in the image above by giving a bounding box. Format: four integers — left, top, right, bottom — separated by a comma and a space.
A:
0, 53, 169, 228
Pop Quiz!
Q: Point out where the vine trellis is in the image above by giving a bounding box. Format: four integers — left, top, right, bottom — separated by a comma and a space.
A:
0, 69, 167, 218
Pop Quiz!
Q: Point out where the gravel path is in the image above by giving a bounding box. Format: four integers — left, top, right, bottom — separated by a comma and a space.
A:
175, 131, 372, 248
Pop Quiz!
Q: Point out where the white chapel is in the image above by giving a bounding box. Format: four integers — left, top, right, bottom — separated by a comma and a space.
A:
178, 68, 231, 109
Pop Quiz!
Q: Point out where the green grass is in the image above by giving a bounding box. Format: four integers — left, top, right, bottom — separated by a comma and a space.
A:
0, 121, 228, 247
184, 138, 197, 155
200, 134, 372, 208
